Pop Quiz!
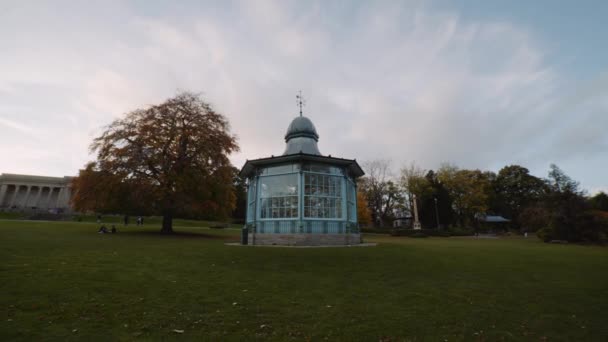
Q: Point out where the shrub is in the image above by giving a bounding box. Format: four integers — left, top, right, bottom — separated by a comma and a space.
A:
447, 227, 475, 236
390, 229, 452, 237
575, 211, 608, 243
231, 218, 246, 225
537, 210, 608, 244
536, 227, 553, 242
410, 232, 428, 238
519, 205, 551, 232
210, 222, 229, 229
434, 230, 451, 237
362, 227, 393, 234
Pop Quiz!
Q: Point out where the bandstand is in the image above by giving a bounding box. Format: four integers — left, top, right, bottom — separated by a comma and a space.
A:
239, 113, 364, 246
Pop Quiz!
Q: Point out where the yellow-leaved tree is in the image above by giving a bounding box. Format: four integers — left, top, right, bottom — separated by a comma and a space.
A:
357, 191, 372, 226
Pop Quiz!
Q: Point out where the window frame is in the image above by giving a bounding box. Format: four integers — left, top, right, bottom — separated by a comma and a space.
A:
302, 171, 344, 220
257, 171, 300, 221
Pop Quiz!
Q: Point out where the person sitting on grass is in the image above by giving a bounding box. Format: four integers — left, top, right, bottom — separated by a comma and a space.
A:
98, 225, 108, 234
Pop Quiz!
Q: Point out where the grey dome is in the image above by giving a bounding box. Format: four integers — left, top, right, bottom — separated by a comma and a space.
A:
284, 116, 319, 141
283, 116, 321, 155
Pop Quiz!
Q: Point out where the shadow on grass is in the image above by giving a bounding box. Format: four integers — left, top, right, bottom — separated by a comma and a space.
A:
118, 229, 233, 240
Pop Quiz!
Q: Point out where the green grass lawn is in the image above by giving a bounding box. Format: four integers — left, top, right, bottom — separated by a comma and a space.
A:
0, 211, 241, 229
71, 214, 242, 229
1, 221, 607, 341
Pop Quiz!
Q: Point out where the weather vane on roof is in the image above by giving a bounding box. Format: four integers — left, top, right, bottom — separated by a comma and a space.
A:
296, 90, 305, 117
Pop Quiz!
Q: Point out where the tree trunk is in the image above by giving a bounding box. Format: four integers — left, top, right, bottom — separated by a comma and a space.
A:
161, 210, 174, 234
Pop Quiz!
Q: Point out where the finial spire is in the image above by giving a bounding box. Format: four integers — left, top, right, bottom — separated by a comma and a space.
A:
296, 90, 305, 117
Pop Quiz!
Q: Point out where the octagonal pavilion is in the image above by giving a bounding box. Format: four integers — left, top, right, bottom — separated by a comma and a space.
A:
239, 114, 365, 246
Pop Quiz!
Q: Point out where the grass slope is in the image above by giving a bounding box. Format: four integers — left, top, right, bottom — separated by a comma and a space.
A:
1, 221, 607, 341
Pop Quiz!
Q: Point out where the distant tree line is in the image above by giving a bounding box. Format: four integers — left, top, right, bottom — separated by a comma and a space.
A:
358, 160, 608, 243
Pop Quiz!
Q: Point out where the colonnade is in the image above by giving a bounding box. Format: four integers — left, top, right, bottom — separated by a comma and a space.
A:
0, 174, 73, 211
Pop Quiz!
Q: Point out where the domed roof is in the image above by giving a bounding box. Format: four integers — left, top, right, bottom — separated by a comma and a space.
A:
285, 116, 319, 141
283, 116, 321, 155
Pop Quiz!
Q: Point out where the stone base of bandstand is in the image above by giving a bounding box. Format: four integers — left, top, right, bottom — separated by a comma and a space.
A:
248, 233, 361, 246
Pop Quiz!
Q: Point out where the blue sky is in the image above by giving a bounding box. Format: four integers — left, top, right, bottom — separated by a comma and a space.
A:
0, 1, 606, 193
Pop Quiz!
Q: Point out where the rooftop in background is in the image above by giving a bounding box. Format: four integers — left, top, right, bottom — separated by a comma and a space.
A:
480, 215, 511, 223
0, 173, 73, 184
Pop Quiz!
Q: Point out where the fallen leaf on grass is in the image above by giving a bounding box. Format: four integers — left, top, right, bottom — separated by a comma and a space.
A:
173, 329, 184, 334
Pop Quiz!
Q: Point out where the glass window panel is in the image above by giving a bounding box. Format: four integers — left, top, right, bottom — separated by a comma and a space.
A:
302, 163, 344, 175
260, 174, 299, 197
259, 173, 299, 219
303, 173, 343, 219
261, 164, 300, 175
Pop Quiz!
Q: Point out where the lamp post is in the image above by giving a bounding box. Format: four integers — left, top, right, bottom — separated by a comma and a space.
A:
434, 197, 440, 230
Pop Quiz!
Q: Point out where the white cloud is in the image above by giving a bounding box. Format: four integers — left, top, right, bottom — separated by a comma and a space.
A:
0, 1, 606, 192
0, 117, 36, 135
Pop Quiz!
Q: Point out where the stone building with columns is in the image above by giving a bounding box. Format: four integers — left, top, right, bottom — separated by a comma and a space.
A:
0, 173, 73, 213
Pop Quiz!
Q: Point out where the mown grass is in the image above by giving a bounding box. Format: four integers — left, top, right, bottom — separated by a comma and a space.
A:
1, 220, 607, 341
73, 214, 241, 229
0, 212, 241, 229
0, 212, 26, 220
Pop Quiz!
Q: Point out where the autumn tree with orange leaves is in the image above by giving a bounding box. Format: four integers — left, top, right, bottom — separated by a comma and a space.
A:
356, 191, 372, 226
71, 92, 239, 234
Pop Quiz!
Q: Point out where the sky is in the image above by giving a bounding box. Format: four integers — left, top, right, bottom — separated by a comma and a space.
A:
1, 0, 607, 194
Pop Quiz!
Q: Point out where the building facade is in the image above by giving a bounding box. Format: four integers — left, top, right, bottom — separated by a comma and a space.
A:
0, 173, 73, 212
239, 115, 364, 246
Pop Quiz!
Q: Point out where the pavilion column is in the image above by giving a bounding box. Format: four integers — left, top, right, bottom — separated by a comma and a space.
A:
63, 187, 72, 211
9, 185, 20, 207
341, 175, 347, 233
52, 187, 60, 208
0, 184, 7, 207
33, 187, 43, 208
22, 186, 32, 208
67, 187, 73, 208
56, 187, 65, 208
59, 187, 69, 208
45, 187, 54, 208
